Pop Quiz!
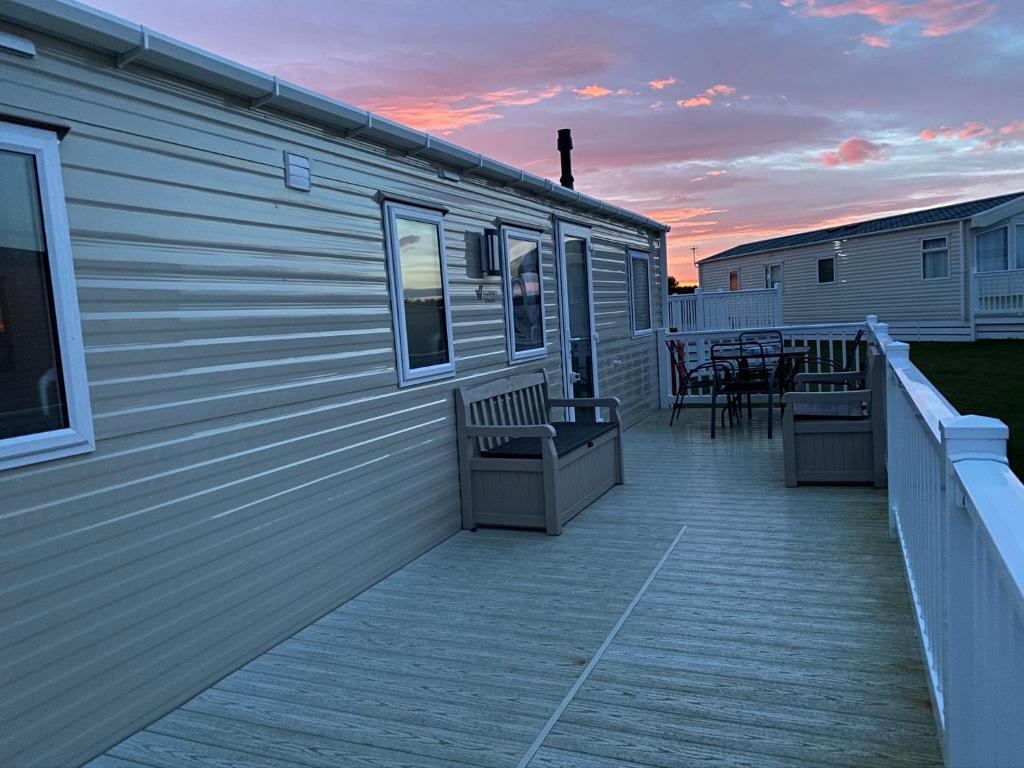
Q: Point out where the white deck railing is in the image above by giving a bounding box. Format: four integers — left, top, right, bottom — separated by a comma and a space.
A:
870, 317, 1024, 767
657, 321, 864, 407
974, 269, 1024, 314
668, 286, 783, 332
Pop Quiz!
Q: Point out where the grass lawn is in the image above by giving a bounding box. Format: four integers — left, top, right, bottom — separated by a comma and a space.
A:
910, 341, 1023, 478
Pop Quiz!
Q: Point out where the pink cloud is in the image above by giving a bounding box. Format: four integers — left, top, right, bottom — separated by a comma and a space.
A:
860, 33, 892, 46
957, 120, 990, 139
817, 137, 890, 166
918, 120, 998, 142
572, 84, 633, 99
678, 95, 713, 108
784, 0, 994, 37
1001, 121, 1024, 136
648, 77, 678, 90
676, 83, 737, 108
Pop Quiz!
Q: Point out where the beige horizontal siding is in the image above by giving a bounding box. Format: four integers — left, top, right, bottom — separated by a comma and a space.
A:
700, 223, 966, 325
0, 26, 661, 768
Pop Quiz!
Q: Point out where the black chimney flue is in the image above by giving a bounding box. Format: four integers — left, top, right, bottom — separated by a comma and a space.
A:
557, 128, 574, 190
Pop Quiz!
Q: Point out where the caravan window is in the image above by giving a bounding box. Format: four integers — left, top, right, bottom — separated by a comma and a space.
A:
817, 257, 835, 284
976, 228, 1008, 272
382, 202, 455, 386
501, 228, 546, 362
1016, 225, 1024, 270
764, 264, 783, 288
0, 121, 94, 470
628, 250, 652, 336
729, 270, 739, 291
921, 237, 949, 279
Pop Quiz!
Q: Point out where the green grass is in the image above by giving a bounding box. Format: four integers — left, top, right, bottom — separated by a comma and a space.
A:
910, 341, 1023, 477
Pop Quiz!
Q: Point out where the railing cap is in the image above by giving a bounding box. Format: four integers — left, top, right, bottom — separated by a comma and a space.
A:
885, 340, 910, 361
940, 414, 1009, 464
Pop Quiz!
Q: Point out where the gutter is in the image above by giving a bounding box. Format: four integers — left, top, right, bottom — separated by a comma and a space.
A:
0, 0, 669, 235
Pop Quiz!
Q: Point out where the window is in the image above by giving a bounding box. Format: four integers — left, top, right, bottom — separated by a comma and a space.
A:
501, 227, 546, 362
817, 256, 835, 284
628, 250, 652, 336
921, 237, 949, 279
976, 228, 1008, 272
1016, 224, 1024, 270
0, 121, 93, 470
729, 270, 739, 291
382, 202, 455, 385
764, 264, 783, 289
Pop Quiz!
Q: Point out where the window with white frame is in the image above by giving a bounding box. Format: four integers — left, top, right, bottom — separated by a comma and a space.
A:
382, 202, 455, 385
0, 121, 93, 470
501, 227, 546, 362
1016, 224, 1024, 269
976, 228, 1008, 272
921, 236, 949, 279
628, 249, 652, 336
764, 263, 783, 289
817, 256, 835, 284
729, 270, 739, 291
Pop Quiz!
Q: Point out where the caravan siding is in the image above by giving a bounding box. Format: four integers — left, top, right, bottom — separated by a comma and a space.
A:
699, 222, 966, 332
0, 27, 662, 768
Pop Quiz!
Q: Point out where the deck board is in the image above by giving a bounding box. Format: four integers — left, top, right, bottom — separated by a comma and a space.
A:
88, 411, 942, 767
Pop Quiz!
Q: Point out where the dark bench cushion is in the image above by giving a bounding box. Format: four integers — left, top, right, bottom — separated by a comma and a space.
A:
791, 400, 869, 420
481, 422, 617, 459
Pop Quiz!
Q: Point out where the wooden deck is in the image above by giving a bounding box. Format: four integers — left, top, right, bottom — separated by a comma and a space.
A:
88, 411, 942, 768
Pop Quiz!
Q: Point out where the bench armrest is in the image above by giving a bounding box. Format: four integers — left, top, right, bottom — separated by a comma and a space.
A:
464, 424, 556, 438
547, 397, 621, 409
783, 389, 872, 405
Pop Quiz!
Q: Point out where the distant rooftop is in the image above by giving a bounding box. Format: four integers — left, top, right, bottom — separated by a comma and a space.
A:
701, 191, 1024, 263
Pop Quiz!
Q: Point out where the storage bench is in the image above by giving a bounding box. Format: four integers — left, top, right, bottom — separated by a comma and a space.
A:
455, 371, 624, 535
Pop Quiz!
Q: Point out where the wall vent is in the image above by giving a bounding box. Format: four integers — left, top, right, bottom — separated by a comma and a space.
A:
283, 152, 311, 191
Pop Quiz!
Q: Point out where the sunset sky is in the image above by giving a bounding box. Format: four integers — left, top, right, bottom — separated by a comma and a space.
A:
86, 0, 1024, 282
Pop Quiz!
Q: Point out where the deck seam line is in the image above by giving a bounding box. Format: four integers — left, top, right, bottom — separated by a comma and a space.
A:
516, 523, 688, 768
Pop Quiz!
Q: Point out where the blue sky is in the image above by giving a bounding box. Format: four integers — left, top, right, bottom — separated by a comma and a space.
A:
85, 0, 1024, 280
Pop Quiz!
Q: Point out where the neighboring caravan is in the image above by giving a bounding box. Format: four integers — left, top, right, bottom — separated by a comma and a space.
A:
0, 3, 669, 766
698, 192, 1024, 339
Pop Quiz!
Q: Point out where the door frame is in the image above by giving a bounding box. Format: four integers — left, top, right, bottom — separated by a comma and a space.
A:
554, 220, 600, 416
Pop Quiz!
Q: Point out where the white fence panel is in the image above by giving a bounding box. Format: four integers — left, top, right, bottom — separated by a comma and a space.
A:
668, 286, 782, 332
974, 269, 1024, 314
869, 318, 1024, 767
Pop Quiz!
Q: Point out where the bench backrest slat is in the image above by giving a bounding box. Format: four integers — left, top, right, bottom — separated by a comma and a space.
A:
455, 371, 552, 455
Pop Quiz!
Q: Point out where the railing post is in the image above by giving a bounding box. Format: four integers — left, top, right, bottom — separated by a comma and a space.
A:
884, 341, 911, 538
939, 415, 1010, 767
694, 287, 704, 331
774, 284, 783, 325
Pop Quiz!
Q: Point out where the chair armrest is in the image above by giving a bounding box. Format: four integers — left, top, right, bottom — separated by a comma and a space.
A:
465, 425, 556, 438
783, 389, 872, 405
548, 397, 621, 409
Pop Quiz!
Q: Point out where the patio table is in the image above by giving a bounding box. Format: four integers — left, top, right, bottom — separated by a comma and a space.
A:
711, 345, 809, 402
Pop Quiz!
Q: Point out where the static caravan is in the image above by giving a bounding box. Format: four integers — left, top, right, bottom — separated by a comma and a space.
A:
698, 192, 1024, 340
0, 2, 669, 765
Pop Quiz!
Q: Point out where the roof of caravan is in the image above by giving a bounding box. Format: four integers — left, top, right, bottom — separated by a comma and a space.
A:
0, 0, 669, 234
701, 191, 1024, 264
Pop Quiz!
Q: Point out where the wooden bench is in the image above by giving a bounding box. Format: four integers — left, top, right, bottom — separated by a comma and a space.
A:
782, 344, 886, 487
455, 371, 624, 535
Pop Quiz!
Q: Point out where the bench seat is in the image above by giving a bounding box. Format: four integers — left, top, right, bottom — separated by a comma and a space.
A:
456, 371, 624, 535
481, 422, 617, 459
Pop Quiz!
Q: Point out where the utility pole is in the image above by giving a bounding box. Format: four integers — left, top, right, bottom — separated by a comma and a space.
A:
690, 245, 700, 266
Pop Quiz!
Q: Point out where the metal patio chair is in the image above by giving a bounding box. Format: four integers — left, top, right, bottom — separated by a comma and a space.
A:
665, 339, 738, 427
710, 340, 776, 439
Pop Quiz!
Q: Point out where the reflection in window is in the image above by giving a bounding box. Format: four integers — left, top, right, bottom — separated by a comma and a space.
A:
384, 203, 455, 385
729, 270, 739, 291
765, 263, 783, 289
0, 149, 68, 439
503, 230, 545, 361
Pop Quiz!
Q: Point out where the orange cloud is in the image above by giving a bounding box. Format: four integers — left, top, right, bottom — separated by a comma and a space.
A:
860, 33, 892, 47
1001, 121, 1024, 135
648, 77, 678, 91
646, 206, 726, 228
572, 84, 632, 99
918, 120, 998, 142
369, 85, 563, 133
676, 84, 737, 108
817, 137, 890, 166
785, 0, 994, 37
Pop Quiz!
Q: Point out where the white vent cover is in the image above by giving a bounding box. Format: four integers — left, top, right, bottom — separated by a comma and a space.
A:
284, 152, 311, 191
